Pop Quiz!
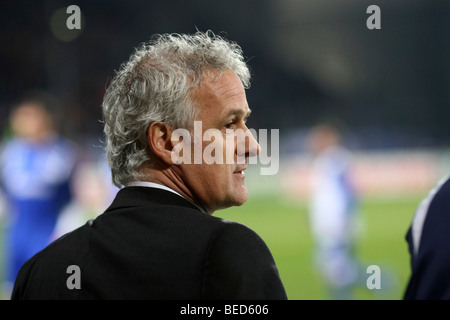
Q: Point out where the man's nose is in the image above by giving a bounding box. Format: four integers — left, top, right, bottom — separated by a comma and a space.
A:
236, 128, 260, 159
247, 130, 260, 158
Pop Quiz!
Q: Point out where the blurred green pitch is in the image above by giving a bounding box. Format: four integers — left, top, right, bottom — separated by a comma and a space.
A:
216, 194, 420, 300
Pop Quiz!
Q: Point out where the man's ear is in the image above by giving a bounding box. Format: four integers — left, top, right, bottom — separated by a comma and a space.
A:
147, 122, 175, 165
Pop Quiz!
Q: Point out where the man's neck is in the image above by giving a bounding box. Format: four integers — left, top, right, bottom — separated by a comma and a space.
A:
135, 167, 210, 214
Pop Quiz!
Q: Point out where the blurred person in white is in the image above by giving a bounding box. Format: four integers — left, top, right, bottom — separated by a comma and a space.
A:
307, 121, 364, 299
0, 91, 79, 297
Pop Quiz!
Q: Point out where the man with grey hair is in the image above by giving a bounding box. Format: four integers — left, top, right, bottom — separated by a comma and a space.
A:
11, 31, 287, 300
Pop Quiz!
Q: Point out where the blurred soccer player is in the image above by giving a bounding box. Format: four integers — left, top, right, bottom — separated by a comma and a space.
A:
0, 92, 78, 296
307, 122, 363, 299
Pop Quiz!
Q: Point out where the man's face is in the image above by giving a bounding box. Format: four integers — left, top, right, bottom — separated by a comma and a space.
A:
175, 70, 260, 214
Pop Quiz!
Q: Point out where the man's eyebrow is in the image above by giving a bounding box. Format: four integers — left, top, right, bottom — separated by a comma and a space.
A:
225, 108, 252, 119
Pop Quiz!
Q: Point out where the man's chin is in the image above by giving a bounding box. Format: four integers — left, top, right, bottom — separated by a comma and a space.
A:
231, 188, 249, 207
212, 194, 248, 214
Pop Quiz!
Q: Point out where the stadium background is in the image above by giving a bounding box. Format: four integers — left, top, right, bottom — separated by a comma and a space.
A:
0, 0, 449, 299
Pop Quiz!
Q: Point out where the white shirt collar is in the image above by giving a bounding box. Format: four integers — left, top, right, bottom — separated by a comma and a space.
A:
126, 181, 184, 197
125, 181, 207, 214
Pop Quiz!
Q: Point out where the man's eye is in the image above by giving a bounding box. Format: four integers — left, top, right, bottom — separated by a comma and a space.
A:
225, 121, 235, 129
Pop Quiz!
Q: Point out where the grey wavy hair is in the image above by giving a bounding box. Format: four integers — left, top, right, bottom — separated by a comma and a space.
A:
102, 31, 251, 187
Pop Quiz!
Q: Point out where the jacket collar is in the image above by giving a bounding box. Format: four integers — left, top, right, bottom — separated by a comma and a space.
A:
106, 186, 205, 214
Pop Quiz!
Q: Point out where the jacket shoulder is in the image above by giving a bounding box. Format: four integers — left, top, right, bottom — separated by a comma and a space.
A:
201, 220, 287, 300
11, 223, 91, 300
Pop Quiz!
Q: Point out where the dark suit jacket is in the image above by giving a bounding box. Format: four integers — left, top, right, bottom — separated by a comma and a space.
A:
11, 186, 287, 300
404, 176, 450, 300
